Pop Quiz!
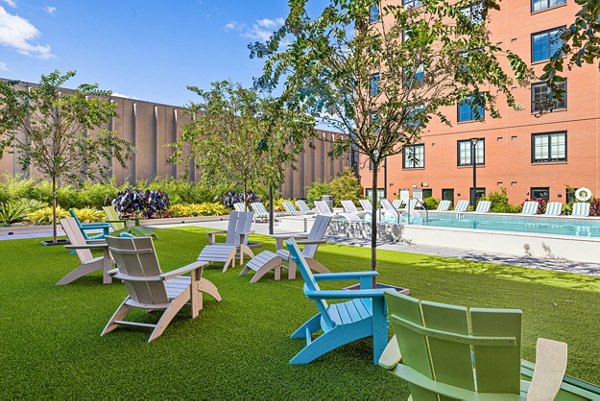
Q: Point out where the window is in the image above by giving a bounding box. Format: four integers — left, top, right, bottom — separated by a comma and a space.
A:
532, 27, 564, 62
403, 0, 422, 8
370, 73, 380, 96
532, 132, 566, 162
403, 63, 424, 87
531, 80, 566, 112
470, 187, 486, 199
566, 188, 575, 204
457, 139, 485, 166
442, 189, 454, 204
532, 0, 566, 13
403, 144, 425, 169
460, 2, 485, 25
457, 95, 485, 122
369, 3, 379, 23
405, 104, 425, 128
366, 188, 385, 202
422, 189, 433, 198
531, 187, 550, 201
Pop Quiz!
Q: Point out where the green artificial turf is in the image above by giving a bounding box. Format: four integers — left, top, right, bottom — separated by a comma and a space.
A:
0, 227, 598, 400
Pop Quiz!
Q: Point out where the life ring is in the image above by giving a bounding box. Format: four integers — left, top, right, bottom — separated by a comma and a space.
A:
575, 187, 593, 202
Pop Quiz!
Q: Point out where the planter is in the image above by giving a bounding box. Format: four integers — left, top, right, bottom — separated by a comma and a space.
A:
344, 282, 410, 294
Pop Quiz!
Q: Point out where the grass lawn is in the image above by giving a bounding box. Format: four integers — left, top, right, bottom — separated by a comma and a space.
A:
0, 226, 599, 400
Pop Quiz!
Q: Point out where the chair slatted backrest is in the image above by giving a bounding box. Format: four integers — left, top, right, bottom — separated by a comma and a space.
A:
283, 201, 298, 214
304, 215, 331, 258
522, 201, 539, 215
454, 200, 469, 212
295, 200, 311, 213
341, 200, 359, 214
409, 199, 418, 210
380, 199, 399, 218
475, 200, 491, 213
392, 199, 403, 209
314, 201, 332, 215
233, 202, 245, 212
224, 211, 241, 244
572, 202, 590, 217
226, 211, 254, 246
105, 236, 168, 306
385, 292, 522, 399
286, 237, 334, 331
437, 200, 451, 211
545, 202, 563, 216
359, 199, 373, 212
251, 202, 268, 215
103, 206, 124, 231
60, 218, 93, 263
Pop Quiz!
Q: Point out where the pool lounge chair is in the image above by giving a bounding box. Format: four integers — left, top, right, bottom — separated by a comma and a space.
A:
241, 215, 332, 282
380, 292, 569, 401
341, 200, 369, 219
572, 202, 590, 217
250, 202, 270, 222
197, 211, 254, 272
102, 236, 221, 342
380, 199, 401, 221
315, 200, 362, 222
436, 200, 451, 211
392, 199, 404, 209
545, 202, 563, 216
475, 200, 491, 213
282, 200, 302, 215
521, 201, 539, 215
296, 200, 315, 215
453, 199, 469, 213
233, 202, 245, 212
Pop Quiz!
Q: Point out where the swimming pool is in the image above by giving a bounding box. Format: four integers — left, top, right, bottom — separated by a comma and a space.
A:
374, 212, 600, 238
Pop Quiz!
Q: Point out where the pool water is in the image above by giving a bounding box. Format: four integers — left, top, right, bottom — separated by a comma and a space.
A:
381, 212, 600, 238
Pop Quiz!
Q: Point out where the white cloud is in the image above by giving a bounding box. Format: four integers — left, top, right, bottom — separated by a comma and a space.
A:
2, 0, 16, 8
112, 92, 138, 100
45, 6, 56, 15
224, 17, 284, 42
0, 61, 8, 71
0, 6, 53, 59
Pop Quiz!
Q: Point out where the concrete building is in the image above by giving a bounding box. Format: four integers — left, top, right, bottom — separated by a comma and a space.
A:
0, 88, 353, 198
360, 0, 599, 205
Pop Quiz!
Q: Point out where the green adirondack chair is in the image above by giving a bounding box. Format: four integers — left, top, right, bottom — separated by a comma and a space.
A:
380, 292, 600, 400
102, 206, 157, 238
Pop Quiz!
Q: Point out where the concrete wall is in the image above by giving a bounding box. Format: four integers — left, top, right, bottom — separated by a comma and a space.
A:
0, 92, 354, 198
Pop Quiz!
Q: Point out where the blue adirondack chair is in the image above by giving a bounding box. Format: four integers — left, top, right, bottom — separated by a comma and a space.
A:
286, 237, 388, 364
69, 209, 111, 240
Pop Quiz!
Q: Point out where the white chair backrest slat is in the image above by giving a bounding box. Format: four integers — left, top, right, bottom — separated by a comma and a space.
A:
475, 200, 491, 213
60, 218, 93, 263
380, 199, 399, 218
314, 201, 332, 215
437, 200, 451, 211
545, 202, 562, 216
304, 215, 331, 258
522, 201, 539, 215
454, 200, 469, 212
572, 202, 590, 217
341, 200, 358, 214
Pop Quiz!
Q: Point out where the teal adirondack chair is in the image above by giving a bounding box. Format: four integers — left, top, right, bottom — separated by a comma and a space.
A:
286, 237, 388, 365
379, 292, 575, 401
69, 209, 111, 240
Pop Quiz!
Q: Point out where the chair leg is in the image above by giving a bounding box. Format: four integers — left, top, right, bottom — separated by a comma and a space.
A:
290, 313, 322, 339
287, 259, 297, 280
148, 291, 190, 342
101, 298, 133, 336
222, 249, 236, 273
239, 245, 254, 264
249, 256, 282, 283
307, 258, 331, 274
56, 258, 104, 285
198, 278, 222, 302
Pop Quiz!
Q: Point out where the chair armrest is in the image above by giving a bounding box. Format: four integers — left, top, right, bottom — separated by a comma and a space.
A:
296, 240, 327, 246
313, 271, 378, 281
106, 219, 128, 223
527, 338, 568, 401
305, 289, 385, 299
107, 268, 119, 276
208, 230, 227, 235
80, 222, 112, 229
65, 244, 108, 250
378, 335, 402, 370
160, 261, 207, 280
85, 239, 107, 244
271, 234, 308, 240
207, 230, 227, 243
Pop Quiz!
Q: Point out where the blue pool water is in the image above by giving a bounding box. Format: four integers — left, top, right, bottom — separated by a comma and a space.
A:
382, 212, 600, 238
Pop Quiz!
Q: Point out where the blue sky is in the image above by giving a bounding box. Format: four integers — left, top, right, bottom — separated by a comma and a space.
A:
0, 0, 309, 106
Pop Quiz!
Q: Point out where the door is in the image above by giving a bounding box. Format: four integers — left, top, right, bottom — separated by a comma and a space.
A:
442, 188, 454, 207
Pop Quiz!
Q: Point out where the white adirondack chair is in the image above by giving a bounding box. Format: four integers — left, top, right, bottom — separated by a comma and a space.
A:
475, 200, 491, 213
436, 200, 451, 211
522, 201, 540, 215
56, 218, 113, 285
453, 199, 470, 212
102, 236, 222, 342
572, 202, 590, 217
545, 202, 563, 216
241, 215, 332, 283
197, 211, 254, 272
296, 200, 315, 215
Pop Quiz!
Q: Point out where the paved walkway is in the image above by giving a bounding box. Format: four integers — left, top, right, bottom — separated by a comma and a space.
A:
3, 218, 600, 276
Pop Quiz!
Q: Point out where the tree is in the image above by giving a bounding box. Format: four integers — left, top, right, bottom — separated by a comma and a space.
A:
251, 0, 532, 272
0, 70, 133, 244
170, 81, 315, 216
540, 0, 599, 112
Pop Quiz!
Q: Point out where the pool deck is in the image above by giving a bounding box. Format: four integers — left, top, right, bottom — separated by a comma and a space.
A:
3, 216, 599, 276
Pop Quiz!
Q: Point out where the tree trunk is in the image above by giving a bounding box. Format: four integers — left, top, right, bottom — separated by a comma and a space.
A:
268, 185, 274, 235
243, 180, 248, 211
371, 166, 378, 274
52, 175, 58, 244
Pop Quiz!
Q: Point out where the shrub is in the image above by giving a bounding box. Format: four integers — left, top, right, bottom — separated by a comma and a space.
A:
306, 181, 331, 206
484, 188, 521, 213
78, 180, 120, 208
590, 198, 600, 217
72, 208, 105, 223
167, 203, 227, 217
273, 198, 293, 212
424, 197, 439, 210
329, 168, 363, 206
0, 200, 34, 225
27, 206, 70, 225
